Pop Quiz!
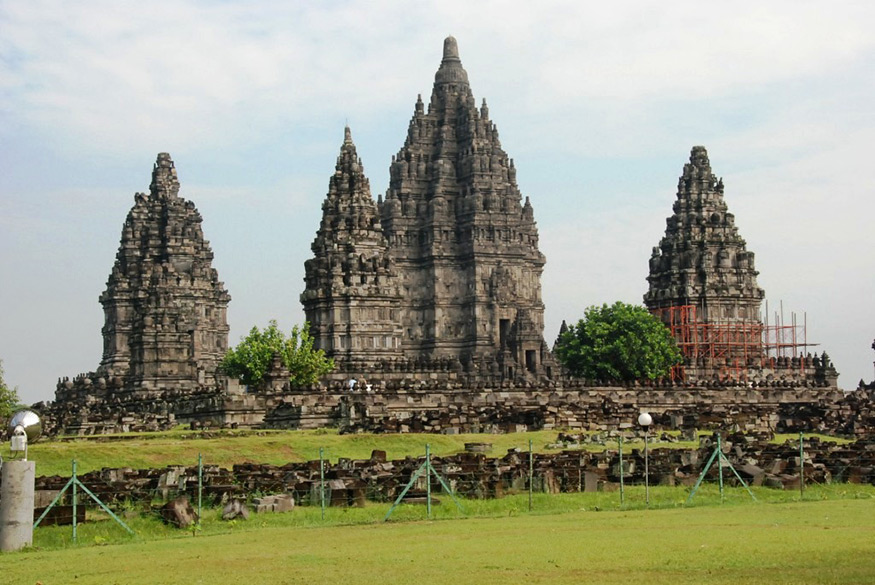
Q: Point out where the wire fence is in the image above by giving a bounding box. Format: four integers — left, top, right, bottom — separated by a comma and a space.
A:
19, 431, 875, 543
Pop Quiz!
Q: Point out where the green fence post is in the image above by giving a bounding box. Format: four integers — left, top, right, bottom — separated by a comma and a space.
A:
685, 445, 720, 505
72, 460, 78, 543
717, 434, 724, 503
33, 477, 74, 529
197, 453, 203, 530
619, 436, 624, 507
384, 461, 428, 521
33, 459, 134, 537
528, 439, 533, 512
320, 447, 326, 520
426, 444, 432, 519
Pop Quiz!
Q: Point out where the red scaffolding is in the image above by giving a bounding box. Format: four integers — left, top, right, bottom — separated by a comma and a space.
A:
651, 303, 814, 382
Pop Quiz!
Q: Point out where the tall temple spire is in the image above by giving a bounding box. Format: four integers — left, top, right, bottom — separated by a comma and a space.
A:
376, 36, 554, 380
98, 153, 230, 391
645, 145, 763, 324
637, 147, 842, 385
302, 37, 556, 381
302, 127, 403, 365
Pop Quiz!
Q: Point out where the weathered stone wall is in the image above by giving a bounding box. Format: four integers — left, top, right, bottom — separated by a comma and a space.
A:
333, 384, 873, 437
39, 373, 875, 438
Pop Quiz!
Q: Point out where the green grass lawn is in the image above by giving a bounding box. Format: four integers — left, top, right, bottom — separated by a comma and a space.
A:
3, 429, 873, 583
6, 495, 875, 585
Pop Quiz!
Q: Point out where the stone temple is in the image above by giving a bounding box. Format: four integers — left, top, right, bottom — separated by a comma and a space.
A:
52, 154, 232, 429
645, 146, 764, 323
645, 146, 836, 386
302, 36, 556, 382
41, 37, 859, 437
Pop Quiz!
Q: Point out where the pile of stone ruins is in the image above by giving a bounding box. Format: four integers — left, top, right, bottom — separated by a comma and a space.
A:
15, 434, 874, 518
37, 36, 872, 438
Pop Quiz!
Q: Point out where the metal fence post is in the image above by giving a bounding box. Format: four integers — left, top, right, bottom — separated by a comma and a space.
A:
197, 453, 203, 530
72, 460, 78, 543
528, 439, 533, 512
717, 434, 725, 502
426, 444, 432, 519
618, 436, 624, 506
319, 447, 325, 520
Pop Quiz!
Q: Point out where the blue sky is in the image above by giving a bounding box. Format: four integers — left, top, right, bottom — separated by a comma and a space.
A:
2, 1, 874, 403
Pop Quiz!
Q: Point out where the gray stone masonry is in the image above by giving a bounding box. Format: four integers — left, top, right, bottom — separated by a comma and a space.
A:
15, 433, 875, 510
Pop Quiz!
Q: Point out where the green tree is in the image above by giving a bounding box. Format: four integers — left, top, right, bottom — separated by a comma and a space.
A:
221, 321, 334, 387
555, 301, 682, 381
0, 359, 22, 420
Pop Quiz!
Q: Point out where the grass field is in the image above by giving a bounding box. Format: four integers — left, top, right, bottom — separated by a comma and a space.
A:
2, 429, 873, 583
6, 496, 875, 584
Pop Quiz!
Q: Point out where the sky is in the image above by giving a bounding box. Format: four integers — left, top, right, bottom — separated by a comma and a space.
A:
1, 1, 873, 404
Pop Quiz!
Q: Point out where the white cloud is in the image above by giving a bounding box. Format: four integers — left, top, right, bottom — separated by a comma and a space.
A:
4, 2, 872, 155
1, 0, 874, 401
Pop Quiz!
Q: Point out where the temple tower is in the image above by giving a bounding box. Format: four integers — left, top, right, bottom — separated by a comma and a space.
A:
302, 127, 404, 367
645, 146, 764, 322
379, 36, 552, 379
645, 146, 766, 380
99, 153, 231, 393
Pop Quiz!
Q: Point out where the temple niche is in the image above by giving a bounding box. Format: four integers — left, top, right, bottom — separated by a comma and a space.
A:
58, 153, 231, 402
304, 36, 556, 381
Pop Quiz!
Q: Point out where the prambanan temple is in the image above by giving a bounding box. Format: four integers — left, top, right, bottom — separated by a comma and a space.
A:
302, 37, 554, 382
43, 37, 870, 437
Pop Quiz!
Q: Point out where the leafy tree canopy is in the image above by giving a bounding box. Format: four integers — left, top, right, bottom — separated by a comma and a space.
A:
0, 359, 22, 420
221, 321, 334, 387
555, 301, 682, 381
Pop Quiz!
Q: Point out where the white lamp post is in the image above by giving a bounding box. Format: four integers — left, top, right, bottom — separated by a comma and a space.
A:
637, 412, 652, 507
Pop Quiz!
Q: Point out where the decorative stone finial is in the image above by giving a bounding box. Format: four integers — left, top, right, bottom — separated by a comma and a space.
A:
435, 36, 468, 86
443, 36, 460, 62
344, 125, 353, 145
150, 152, 180, 199
689, 145, 711, 172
